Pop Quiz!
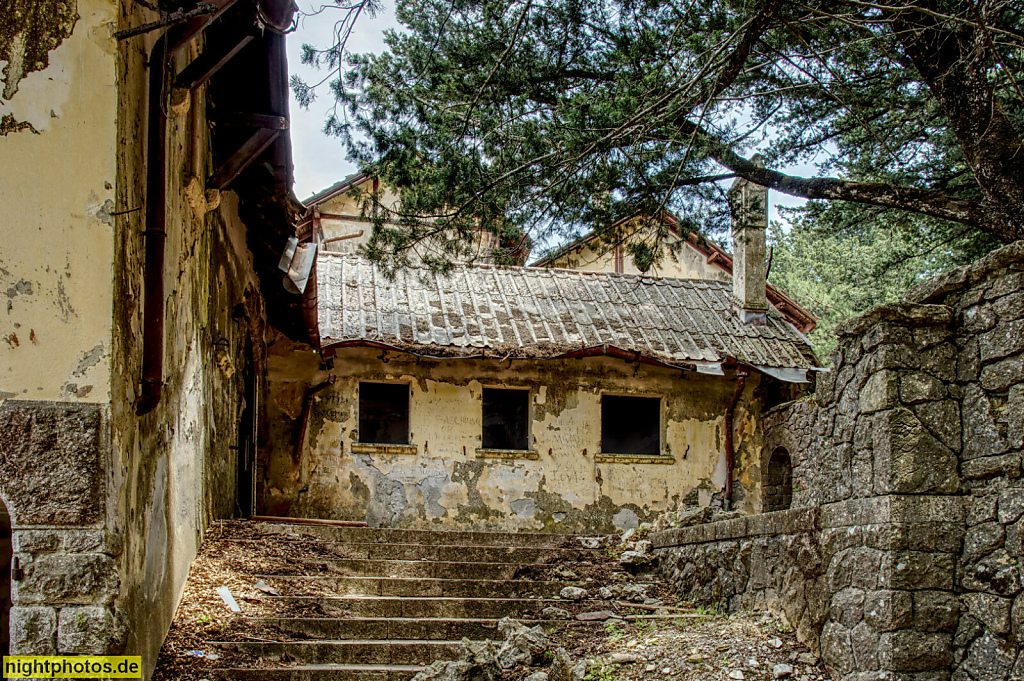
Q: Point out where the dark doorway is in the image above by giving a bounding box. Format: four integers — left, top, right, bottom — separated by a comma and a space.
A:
601, 395, 661, 455
236, 336, 257, 518
0, 498, 11, 655
482, 388, 530, 450
359, 382, 410, 445
764, 447, 793, 512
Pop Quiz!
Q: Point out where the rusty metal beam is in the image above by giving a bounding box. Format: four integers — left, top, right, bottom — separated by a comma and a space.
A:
208, 127, 281, 190
215, 113, 288, 130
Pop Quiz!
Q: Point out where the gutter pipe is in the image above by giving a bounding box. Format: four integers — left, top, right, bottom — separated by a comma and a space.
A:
723, 371, 748, 511
137, 34, 170, 415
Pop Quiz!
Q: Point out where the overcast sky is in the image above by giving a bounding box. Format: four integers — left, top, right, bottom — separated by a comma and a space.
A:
284, 5, 811, 221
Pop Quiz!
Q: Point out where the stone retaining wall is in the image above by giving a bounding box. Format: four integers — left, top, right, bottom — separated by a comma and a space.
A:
653, 241, 1024, 681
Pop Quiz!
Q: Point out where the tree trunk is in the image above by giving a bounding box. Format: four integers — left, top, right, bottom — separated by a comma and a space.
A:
890, 2, 1024, 244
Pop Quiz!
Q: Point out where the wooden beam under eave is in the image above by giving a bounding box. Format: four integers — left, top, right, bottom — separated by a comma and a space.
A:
208, 127, 281, 190
175, 34, 255, 92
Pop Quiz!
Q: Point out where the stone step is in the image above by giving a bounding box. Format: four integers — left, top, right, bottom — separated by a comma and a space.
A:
256, 575, 573, 599
257, 523, 590, 548
259, 540, 600, 563
212, 640, 464, 665
218, 664, 422, 681
275, 558, 549, 580
259, 595, 573, 619
246, 617, 567, 640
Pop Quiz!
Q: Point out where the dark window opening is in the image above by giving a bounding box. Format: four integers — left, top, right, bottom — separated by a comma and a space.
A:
764, 447, 793, 512
482, 388, 530, 450
601, 395, 660, 455
359, 382, 409, 445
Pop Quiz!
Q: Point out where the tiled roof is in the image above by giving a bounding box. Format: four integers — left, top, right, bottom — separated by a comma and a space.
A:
316, 253, 819, 370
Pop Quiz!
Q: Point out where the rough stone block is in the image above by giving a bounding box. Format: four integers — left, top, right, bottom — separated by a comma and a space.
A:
864, 590, 913, 632
913, 591, 959, 632
1008, 385, 1024, 451
911, 400, 961, 453
954, 614, 984, 649
830, 587, 866, 629
878, 631, 953, 672
820, 622, 855, 677
850, 621, 881, 671
969, 495, 1000, 526
900, 373, 947, 405
13, 531, 62, 554
1012, 593, 1023, 640
962, 593, 1011, 635
963, 522, 1006, 563
907, 523, 964, 553
57, 606, 127, 654
881, 551, 955, 591
985, 270, 1024, 301
914, 326, 953, 350
861, 371, 900, 414
0, 401, 103, 525
919, 343, 957, 382
962, 633, 1016, 680
991, 289, 1024, 319
998, 489, 1024, 525
961, 550, 1022, 597
865, 523, 909, 551
962, 453, 1022, 481
980, 353, 1024, 393
872, 409, 958, 495
1006, 519, 1023, 557
961, 304, 998, 334
10, 606, 56, 655
13, 553, 119, 606
962, 384, 1009, 460
958, 338, 980, 383
979, 318, 1024, 363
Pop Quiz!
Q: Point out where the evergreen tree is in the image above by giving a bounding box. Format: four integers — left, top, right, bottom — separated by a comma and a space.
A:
294, 0, 1024, 270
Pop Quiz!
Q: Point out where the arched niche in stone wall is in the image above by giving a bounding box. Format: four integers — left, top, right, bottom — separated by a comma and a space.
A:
763, 447, 793, 512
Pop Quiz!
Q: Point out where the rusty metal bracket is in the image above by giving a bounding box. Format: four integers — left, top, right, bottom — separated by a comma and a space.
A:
116, 3, 218, 40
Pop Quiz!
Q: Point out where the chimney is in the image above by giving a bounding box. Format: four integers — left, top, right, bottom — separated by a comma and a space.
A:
727, 155, 769, 326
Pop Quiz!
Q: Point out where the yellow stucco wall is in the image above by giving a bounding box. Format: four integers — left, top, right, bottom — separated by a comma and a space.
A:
0, 0, 117, 403
313, 178, 501, 261
545, 228, 733, 282
263, 347, 765, 531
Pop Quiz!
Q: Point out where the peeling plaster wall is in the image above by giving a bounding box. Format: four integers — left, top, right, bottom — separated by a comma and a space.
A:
262, 346, 768, 532
110, 23, 267, 675
0, 0, 116, 403
0, 0, 269, 671
544, 227, 733, 282
314, 179, 501, 260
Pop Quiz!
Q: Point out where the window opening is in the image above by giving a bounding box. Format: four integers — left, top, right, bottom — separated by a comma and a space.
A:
482, 387, 530, 450
764, 447, 793, 511
359, 382, 410, 445
601, 395, 660, 455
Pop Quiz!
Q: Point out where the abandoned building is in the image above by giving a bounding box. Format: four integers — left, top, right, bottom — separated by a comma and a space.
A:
0, 0, 307, 670
2, 0, 1022, 678
259, 171, 822, 531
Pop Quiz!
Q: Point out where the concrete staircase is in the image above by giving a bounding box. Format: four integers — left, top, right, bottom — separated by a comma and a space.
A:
213, 523, 603, 680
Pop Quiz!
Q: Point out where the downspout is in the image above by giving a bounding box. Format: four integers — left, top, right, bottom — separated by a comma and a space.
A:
723, 371, 747, 511
293, 374, 336, 464
137, 34, 170, 415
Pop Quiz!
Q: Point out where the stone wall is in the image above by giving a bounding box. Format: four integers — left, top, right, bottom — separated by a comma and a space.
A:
654, 241, 1024, 681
